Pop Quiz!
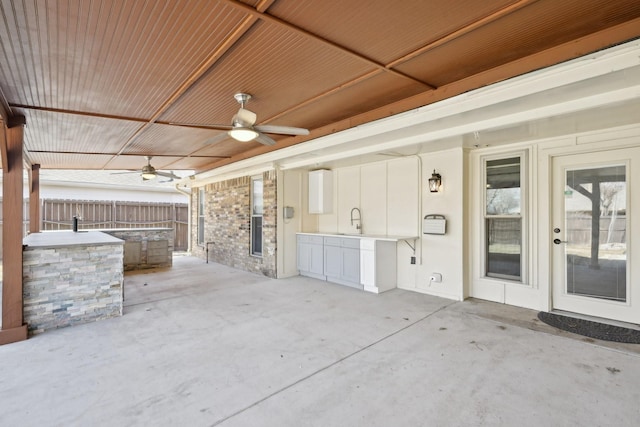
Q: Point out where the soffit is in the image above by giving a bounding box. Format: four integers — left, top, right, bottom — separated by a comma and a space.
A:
0, 0, 638, 175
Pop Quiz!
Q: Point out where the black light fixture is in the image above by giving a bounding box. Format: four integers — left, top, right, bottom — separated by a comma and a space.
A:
429, 170, 442, 193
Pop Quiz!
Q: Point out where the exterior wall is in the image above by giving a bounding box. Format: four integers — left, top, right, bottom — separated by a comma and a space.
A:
296, 149, 465, 301
468, 124, 640, 315
40, 183, 189, 203
191, 170, 277, 277
23, 243, 124, 335
102, 228, 173, 271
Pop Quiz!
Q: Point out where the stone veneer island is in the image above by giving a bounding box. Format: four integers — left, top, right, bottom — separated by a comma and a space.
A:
22, 231, 124, 335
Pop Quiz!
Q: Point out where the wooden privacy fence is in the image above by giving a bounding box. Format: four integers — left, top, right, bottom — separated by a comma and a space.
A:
0, 199, 189, 257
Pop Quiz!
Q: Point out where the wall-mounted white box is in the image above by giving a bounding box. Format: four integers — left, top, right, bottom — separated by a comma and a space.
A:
309, 169, 333, 214
423, 214, 446, 235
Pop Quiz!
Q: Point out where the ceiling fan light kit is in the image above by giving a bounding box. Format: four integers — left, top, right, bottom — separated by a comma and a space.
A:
229, 127, 259, 142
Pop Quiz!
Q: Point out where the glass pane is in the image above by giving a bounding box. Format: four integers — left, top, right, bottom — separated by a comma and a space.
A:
198, 216, 205, 245
251, 216, 263, 255
198, 188, 205, 215
486, 157, 521, 215
565, 166, 626, 301
252, 178, 263, 215
486, 218, 521, 279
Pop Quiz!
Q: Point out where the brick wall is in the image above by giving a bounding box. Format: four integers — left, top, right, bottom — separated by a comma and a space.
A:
191, 170, 277, 277
23, 243, 124, 335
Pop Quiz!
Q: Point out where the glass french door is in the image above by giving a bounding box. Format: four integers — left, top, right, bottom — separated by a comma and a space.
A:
552, 148, 639, 324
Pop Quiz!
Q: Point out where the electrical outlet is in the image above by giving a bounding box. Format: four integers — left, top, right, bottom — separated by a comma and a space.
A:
410, 256, 416, 264
429, 273, 442, 283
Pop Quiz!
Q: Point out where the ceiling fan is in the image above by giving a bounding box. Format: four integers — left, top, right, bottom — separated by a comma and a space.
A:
173, 93, 309, 146
112, 156, 181, 181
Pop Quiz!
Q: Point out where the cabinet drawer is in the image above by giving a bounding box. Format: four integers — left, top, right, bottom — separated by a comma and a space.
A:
341, 238, 360, 249
324, 236, 342, 247
298, 234, 323, 245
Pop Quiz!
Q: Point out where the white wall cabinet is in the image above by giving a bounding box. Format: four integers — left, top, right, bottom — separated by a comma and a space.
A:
297, 234, 325, 280
323, 236, 361, 289
308, 170, 333, 214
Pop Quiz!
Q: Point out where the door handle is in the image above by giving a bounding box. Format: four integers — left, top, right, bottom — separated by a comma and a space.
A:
553, 238, 567, 245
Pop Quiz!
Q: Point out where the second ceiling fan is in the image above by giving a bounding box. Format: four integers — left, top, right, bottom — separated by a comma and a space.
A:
175, 93, 309, 146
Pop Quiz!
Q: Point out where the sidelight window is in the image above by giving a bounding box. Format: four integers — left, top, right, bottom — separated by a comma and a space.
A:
251, 176, 263, 256
197, 187, 205, 246
484, 155, 525, 281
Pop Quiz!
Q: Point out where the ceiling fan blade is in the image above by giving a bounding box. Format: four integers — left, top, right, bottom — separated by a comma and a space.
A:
255, 133, 277, 146
235, 108, 257, 126
167, 122, 232, 131
203, 132, 230, 145
254, 124, 309, 136
110, 171, 139, 175
156, 171, 180, 180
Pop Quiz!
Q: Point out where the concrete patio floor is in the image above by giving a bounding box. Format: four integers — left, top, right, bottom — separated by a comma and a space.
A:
1, 255, 639, 426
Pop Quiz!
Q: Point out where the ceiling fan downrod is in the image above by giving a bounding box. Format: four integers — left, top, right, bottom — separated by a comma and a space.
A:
234, 92, 251, 109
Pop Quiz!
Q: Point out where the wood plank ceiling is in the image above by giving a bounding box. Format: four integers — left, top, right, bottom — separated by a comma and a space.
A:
1, 0, 639, 172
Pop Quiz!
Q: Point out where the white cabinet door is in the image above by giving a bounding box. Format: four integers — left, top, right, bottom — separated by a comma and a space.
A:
309, 170, 333, 214
297, 242, 311, 272
298, 235, 325, 280
324, 244, 342, 279
360, 238, 375, 287
341, 247, 360, 284
308, 243, 324, 276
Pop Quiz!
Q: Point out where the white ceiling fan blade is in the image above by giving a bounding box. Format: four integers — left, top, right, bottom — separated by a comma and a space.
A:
203, 132, 230, 145
254, 124, 309, 136
255, 133, 277, 146
235, 108, 257, 126
156, 171, 180, 180
168, 122, 232, 131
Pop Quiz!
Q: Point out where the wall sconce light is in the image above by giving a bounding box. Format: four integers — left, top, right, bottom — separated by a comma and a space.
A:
429, 170, 442, 193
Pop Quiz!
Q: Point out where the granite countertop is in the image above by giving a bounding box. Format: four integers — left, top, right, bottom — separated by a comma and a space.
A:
23, 231, 124, 249
296, 232, 418, 242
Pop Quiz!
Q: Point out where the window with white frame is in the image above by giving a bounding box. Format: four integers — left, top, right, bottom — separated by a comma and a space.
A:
197, 187, 205, 246
251, 176, 263, 256
484, 155, 525, 281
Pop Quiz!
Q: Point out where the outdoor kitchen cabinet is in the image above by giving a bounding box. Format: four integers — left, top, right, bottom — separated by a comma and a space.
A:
297, 234, 325, 280
360, 238, 397, 293
323, 236, 361, 289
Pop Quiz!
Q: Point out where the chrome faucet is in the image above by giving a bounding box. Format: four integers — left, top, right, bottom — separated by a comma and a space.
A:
350, 207, 362, 232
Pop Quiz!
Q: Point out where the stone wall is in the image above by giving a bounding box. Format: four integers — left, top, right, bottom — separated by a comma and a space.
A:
23, 243, 124, 335
191, 170, 277, 277
102, 228, 173, 270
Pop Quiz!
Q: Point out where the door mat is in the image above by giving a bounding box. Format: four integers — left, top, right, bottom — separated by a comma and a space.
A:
537, 312, 640, 344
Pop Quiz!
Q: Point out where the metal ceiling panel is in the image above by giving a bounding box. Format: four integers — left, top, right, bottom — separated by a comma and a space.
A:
1, 0, 639, 173
123, 124, 223, 157
395, 0, 640, 87
267, 0, 517, 65
22, 109, 140, 154
160, 20, 376, 126
192, 137, 265, 159
269, 72, 426, 131
106, 155, 185, 171
25, 153, 117, 170
0, 0, 248, 117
